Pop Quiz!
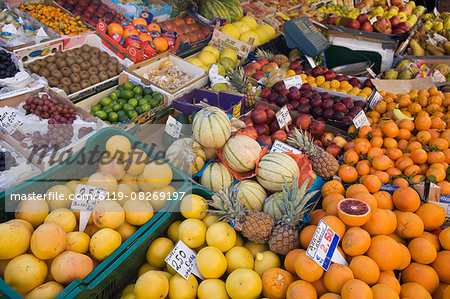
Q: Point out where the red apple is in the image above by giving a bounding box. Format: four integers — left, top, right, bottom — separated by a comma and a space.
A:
328, 16, 338, 25
250, 62, 262, 72
252, 109, 268, 124
261, 88, 272, 100
253, 71, 266, 81
266, 109, 276, 123
348, 19, 361, 30
236, 126, 258, 139
321, 132, 335, 147
357, 14, 369, 24
289, 60, 302, 71
257, 135, 272, 146
309, 120, 326, 137
314, 140, 324, 149
257, 58, 269, 67
270, 121, 280, 134
267, 62, 278, 69
326, 143, 343, 157
296, 114, 312, 130
389, 16, 401, 28
244, 65, 256, 77
332, 136, 347, 148
254, 124, 269, 136
311, 66, 323, 77
396, 22, 411, 32
323, 71, 336, 81
360, 21, 374, 32
271, 130, 287, 143
255, 103, 269, 110
374, 17, 388, 33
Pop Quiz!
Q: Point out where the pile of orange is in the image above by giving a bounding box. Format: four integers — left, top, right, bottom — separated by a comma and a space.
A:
367, 87, 450, 126
274, 180, 449, 299
341, 116, 450, 193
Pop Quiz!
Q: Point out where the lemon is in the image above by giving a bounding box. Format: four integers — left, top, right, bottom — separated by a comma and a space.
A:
106, 135, 131, 156
240, 16, 258, 31
66, 232, 90, 253
225, 246, 254, 273
187, 58, 204, 67
239, 31, 260, 45
180, 194, 208, 219
235, 235, 244, 246
44, 208, 76, 233
202, 45, 220, 59
220, 23, 240, 39
196, 246, 227, 279
146, 237, 174, 268
254, 28, 269, 44
198, 279, 229, 299
167, 220, 181, 243
198, 51, 218, 66
202, 214, 220, 227
142, 161, 172, 189
258, 24, 276, 39
225, 269, 262, 299
253, 251, 281, 277
178, 219, 206, 249
89, 228, 122, 261
138, 263, 158, 276
122, 284, 135, 296
220, 48, 238, 64
244, 242, 267, 258
233, 21, 250, 34
134, 271, 168, 299
206, 222, 236, 252
123, 200, 153, 226
169, 273, 198, 299
117, 221, 137, 241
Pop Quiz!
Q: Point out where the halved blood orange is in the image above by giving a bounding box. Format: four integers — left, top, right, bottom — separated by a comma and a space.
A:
337, 199, 371, 227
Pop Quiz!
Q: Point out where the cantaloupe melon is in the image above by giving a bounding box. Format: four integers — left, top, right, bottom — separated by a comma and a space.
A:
200, 162, 234, 192
166, 138, 206, 175
233, 180, 267, 211
222, 135, 261, 173
256, 153, 300, 192
193, 107, 231, 149
263, 192, 284, 221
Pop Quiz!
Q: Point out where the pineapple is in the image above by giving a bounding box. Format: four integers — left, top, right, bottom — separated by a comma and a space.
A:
268, 177, 319, 255
255, 48, 289, 67
227, 67, 256, 109
287, 128, 339, 180
208, 187, 274, 244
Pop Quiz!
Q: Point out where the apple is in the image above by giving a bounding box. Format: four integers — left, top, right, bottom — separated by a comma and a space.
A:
348, 19, 361, 30
323, 109, 334, 120
255, 103, 269, 110
390, 15, 401, 28
244, 64, 256, 77
309, 121, 326, 137
374, 17, 389, 33
326, 144, 343, 157
360, 22, 374, 32
271, 130, 288, 143
188, 32, 198, 44
269, 92, 279, 102
291, 101, 299, 110
253, 71, 266, 81
396, 22, 411, 32
289, 60, 302, 71
262, 65, 274, 74
252, 109, 267, 124
297, 105, 311, 114
314, 140, 324, 149
333, 102, 347, 113
201, 26, 211, 37
268, 62, 278, 69
296, 114, 311, 130
357, 14, 369, 24
300, 83, 312, 91
250, 62, 262, 72
236, 126, 258, 139
266, 109, 276, 123
321, 132, 335, 146
332, 136, 347, 148
174, 18, 185, 26
254, 124, 270, 136
335, 74, 346, 82
321, 98, 334, 110
257, 135, 272, 146
299, 97, 309, 106
323, 71, 336, 81
364, 79, 374, 88
287, 86, 301, 101
328, 16, 338, 25
311, 66, 323, 77
261, 87, 272, 99
273, 82, 286, 93
257, 58, 269, 67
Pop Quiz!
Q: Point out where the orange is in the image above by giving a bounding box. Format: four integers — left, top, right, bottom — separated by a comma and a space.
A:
323, 194, 344, 211
147, 23, 161, 33
443, 148, 450, 163
374, 171, 389, 184
385, 148, 402, 161
321, 215, 346, 238
408, 237, 437, 264
366, 235, 402, 271
430, 138, 449, 151
352, 192, 378, 212
356, 162, 370, 176
341, 279, 373, 299
404, 165, 421, 177
395, 212, 424, 239
437, 180, 450, 195
411, 175, 425, 184
342, 227, 371, 257
410, 149, 428, 164
338, 165, 358, 184
433, 283, 449, 299
398, 139, 409, 151
401, 262, 440, 294
391, 177, 409, 187
309, 209, 326, 225
415, 203, 446, 231
284, 249, 304, 275
395, 156, 414, 172
286, 280, 316, 299
397, 129, 411, 140
420, 232, 441, 251
362, 175, 381, 193
408, 102, 422, 115
415, 114, 432, 131
398, 119, 415, 131
400, 282, 432, 299
371, 283, 399, 299
294, 251, 324, 282
132, 18, 148, 27
123, 27, 139, 39
392, 187, 420, 212
372, 127, 383, 137
376, 272, 401, 294
262, 268, 294, 299
362, 209, 397, 236
321, 180, 345, 197
370, 136, 384, 148
343, 150, 359, 165
430, 116, 446, 130
138, 33, 153, 42
354, 140, 371, 155
383, 138, 398, 149
432, 251, 450, 284
299, 225, 317, 249
419, 164, 429, 175
153, 37, 168, 52
439, 228, 450, 250
311, 277, 327, 297
358, 126, 372, 138
427, 103, 440, 114
323, 263, 354, 293
386, 167, 402, 176
407, 141, 423, 152
426, 165, 446, 182
372, 155, 391, 171
382, 121, 399, 138
337, 199, 371, 227
416, 131, 432, 145
107, 23, 124, 36
396, 243, 412, 271
373, 191, 393, 210
345, 184, 369, 198
367, 147, 384, 160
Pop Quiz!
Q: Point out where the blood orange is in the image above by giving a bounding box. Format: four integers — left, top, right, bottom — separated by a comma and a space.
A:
337, 199, 371, 227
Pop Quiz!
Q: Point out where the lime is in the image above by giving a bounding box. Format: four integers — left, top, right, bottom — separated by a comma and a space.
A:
94, 110, 108, 120
133, 86, 143, 95
144, 94, 153, 101
109, 92, 118, 101
138, 98, 149, 106
112, 103, 123, 112
102, 106, 113, 114
120, 90, 134, 100
128, 98, 138, 107
135, 106, 144, 115
117, 110, 125, 115
143, 87, 153, 95
100, 97, 112, 107
153, 92, 163, 102
149, 98, 160, 108
108, 112, 119, 123
109, 101, 118, 108
118, 99, 128, 104
117, 85, 124, 91
118, 114, 129, 122
123, 81, 135, 90
104, 120, 111, 124
135, 94, 143, 100
127, 110, 139, 119
123, 103, 134, 112
90, 104, 101, 113
141, 103, 152, 112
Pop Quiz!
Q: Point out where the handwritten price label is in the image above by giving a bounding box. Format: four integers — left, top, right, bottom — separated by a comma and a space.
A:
306, 220, 341, 270
366, 68, 376, 78
369, 91, 383, 109
276, 105, 291, 129
283, 75, 303, 89
165, 115, 182, 138
369, 17, 377, 25
353, 110, 370, 129
0, 108, 22, 134
71, 184, 107, 232
165, 241, 204, 280
270, 140, 302, 155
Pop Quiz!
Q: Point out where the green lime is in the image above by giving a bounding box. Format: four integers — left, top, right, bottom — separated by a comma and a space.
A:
135, 94, 143, 100
117, 110, 126, 115
90, 104, 101, 114
128, 98, 138, 107
127, 110, 138, 119
123, 81, 135, 90
109, 101, 117, 108
117, 85, 124, 91
102, 106, 113, 114
149, 98, 160, 108
141, 103, 152, 112
109, 92, 118, 101
118, 99, 128, 104
100, 97, 112, 107
120, 90, 134, 100
112, 103, 123, 112
135, 106, 144, 115
108, 112, 119, 123
94, 110, 108, 120
133, 85, 143, 95
104, 120, 111, 124
123, 103, 134, 112
143, 87, 153, 95
138, 98, 149, 106
118, 114, 129, 122
153, 92, 163, 101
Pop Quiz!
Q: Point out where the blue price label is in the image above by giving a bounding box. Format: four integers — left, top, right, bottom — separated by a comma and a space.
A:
306, 220, 340, 271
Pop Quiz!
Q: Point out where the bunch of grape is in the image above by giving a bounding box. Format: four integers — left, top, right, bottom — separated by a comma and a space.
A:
0, 50, 18, 79
30, 124, 74, 157
23, 94, 77, 124
0, 150, 17, 172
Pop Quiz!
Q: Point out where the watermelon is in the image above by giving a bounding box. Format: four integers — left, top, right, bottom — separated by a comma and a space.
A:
263, 192, 284, 221
222, 135, 261, 173
165, 138, 205, 175
256, 153, 300, 192
193, 107, 231, 149
234, 180, 267, 211
200, 162, 234, 192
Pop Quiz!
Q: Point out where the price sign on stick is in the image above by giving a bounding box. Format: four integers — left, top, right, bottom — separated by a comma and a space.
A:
71, 184, 107, 232
0, 108, 22, 134
353, 110, 370, 129
165, 115, 182, 138
276, 105, 291, 130
283, 75, 303, 89
165, 240, 205, 280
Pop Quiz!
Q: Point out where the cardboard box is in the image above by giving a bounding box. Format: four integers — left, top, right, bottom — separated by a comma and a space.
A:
101, 0, 172, 22
75, 73, 169, 132
0, 89, 106, 171
370, 76, 435, 94
125, 53, 208, 101
13, 38, 65, 62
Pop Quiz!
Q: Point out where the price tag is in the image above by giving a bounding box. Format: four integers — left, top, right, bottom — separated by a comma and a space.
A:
361, 5, 370, 14
369, 17, 377, 25
433, 7, 439, 17
369, 91, 383, 109
276, 105, 291, 129
71, 184, 107, 232
366, 68, 376, 78
305, 56, 316, 68
165, 115, 182, 138
283, 75, 303, 89
270, 140, 302, 155
434, 33, 447, 43
386, 0, 391, 6
306, 220, 347, 270
0, 108, 22, 134
352, 110, 370, 129
165, 240, 205, 280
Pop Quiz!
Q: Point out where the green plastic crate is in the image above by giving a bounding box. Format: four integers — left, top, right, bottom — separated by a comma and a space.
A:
62, 185, 212, 299
0, 127, 191, 299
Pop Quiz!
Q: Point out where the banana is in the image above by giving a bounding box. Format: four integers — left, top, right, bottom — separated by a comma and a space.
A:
393, 109, 414, 121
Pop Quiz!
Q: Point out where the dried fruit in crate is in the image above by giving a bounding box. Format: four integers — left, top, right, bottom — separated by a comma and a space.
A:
143, 60, 193, 92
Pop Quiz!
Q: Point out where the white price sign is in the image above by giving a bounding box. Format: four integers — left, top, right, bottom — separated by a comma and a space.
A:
0, 107, 22, 134
361, 5, 370, 13
165, 115, 183, 138
283, 75, 303, 89
270, 140, 302, 155
433, 7, 439, 17
306, 220, 345, 270
305, 56, 316, 68
369, 17, 377, 25
71, 184, 107, 232
276, 106, 291, 129
366, 68, 376, 78
165, 240, 204, 280
352, 110, 370, 129
369, 91, 383, 109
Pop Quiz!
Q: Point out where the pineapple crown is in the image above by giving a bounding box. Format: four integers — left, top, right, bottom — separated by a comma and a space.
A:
207, 186, 248, 223
255, 48, 274, 61
227, 66, 251, 94
278, 177, 319, 228
287, 127, 321, 156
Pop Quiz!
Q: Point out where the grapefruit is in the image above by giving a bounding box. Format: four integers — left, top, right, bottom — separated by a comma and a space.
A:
220, 48, 238, 63
4, 254, 47, 294
123, 200, 153, 226
105, 135, 131, 156
134, 271, 169, 299
239, 31, 260, 45
142, 161, 172, 189
202, 45, 220, 59
198, 50, 217, 66
196, 246, 227, 279
15, 197, 49, 227
233, 21, 250, 34
225, 246, 254, 273
87, 172, 118, 194
92, 201, 125, 229
198, 279, 228, 299
30, 223, 66, 260
44, 208, 76, 232
220, 23, 241, 39
89, 228, 122, 261
240, 16, 258, 30
0, 222, 31, 260
337, 198, 371, 226
45, 185, 73, 210
226, 269, 262, 299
